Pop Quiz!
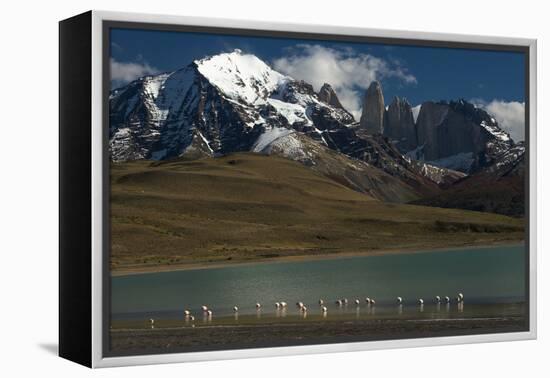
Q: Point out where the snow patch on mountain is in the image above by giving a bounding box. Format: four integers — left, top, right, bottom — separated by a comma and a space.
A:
142, 73, 171, 100
197, 130, 214, 153
484, 142, 525, 174
415, 162, 466, 184
412, 105, 421, 122
257, 132, 310, 162
252, 127, 294, 152
267, 98, 310, 125
480, 120, 512, 142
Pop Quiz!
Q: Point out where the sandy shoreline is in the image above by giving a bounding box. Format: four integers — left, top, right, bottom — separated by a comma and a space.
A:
110, 240, 524, 277
109, 315, 527, 354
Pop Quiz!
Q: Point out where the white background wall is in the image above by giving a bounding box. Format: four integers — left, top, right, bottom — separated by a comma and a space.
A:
0, 0, 546, 376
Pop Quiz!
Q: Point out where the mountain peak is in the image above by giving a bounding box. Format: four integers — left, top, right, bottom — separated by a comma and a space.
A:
359, 80, 385, 133
194, 50, 287, 104
369, 80, 382, 91
318, 83, 345, 110
390, 96, 411, 107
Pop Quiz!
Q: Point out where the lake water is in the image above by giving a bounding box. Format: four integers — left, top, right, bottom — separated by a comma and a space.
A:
111, 244, 526, 321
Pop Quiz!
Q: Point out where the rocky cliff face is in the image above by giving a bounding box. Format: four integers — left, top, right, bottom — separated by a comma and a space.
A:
414, 100, 513, 172
383, 97, 417, 152
415, 101, 451, 160
356, 82, 517, 174
318, 83, 347, 112
359, 81, 385, 134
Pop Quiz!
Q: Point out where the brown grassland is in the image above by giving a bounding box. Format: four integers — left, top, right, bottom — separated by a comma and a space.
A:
110, 153, 524, 274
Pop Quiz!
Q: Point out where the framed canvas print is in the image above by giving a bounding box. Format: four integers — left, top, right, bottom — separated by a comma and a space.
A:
59, 10, 537, 368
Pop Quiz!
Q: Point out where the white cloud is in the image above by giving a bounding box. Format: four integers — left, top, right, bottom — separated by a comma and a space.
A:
110, 58, 159, 87
272, 44, 416, 119
478, 100, 525, 142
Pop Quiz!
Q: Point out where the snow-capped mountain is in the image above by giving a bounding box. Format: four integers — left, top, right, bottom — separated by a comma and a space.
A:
109, 49, 354, 162
109, 49, 441, 198
110, 49, 524, 210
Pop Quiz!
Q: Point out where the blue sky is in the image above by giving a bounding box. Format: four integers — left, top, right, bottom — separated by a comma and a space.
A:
110, 27, 526, 140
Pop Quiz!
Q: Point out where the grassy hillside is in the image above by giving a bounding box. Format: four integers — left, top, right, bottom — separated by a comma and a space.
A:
261, 131, 440, 203
110, 153, 524, 273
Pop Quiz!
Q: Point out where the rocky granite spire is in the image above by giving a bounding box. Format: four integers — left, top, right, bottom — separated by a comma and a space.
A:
415, 101, 452, 160
384, 96, 417, 152
318, 83, 344, 110
359, 81, 385, 134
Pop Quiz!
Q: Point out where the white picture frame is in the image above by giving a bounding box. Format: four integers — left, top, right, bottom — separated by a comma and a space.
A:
59, 10, 537, 368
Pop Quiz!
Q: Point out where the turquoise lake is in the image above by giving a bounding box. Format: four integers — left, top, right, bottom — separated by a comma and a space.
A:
111, 244, 526, 320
